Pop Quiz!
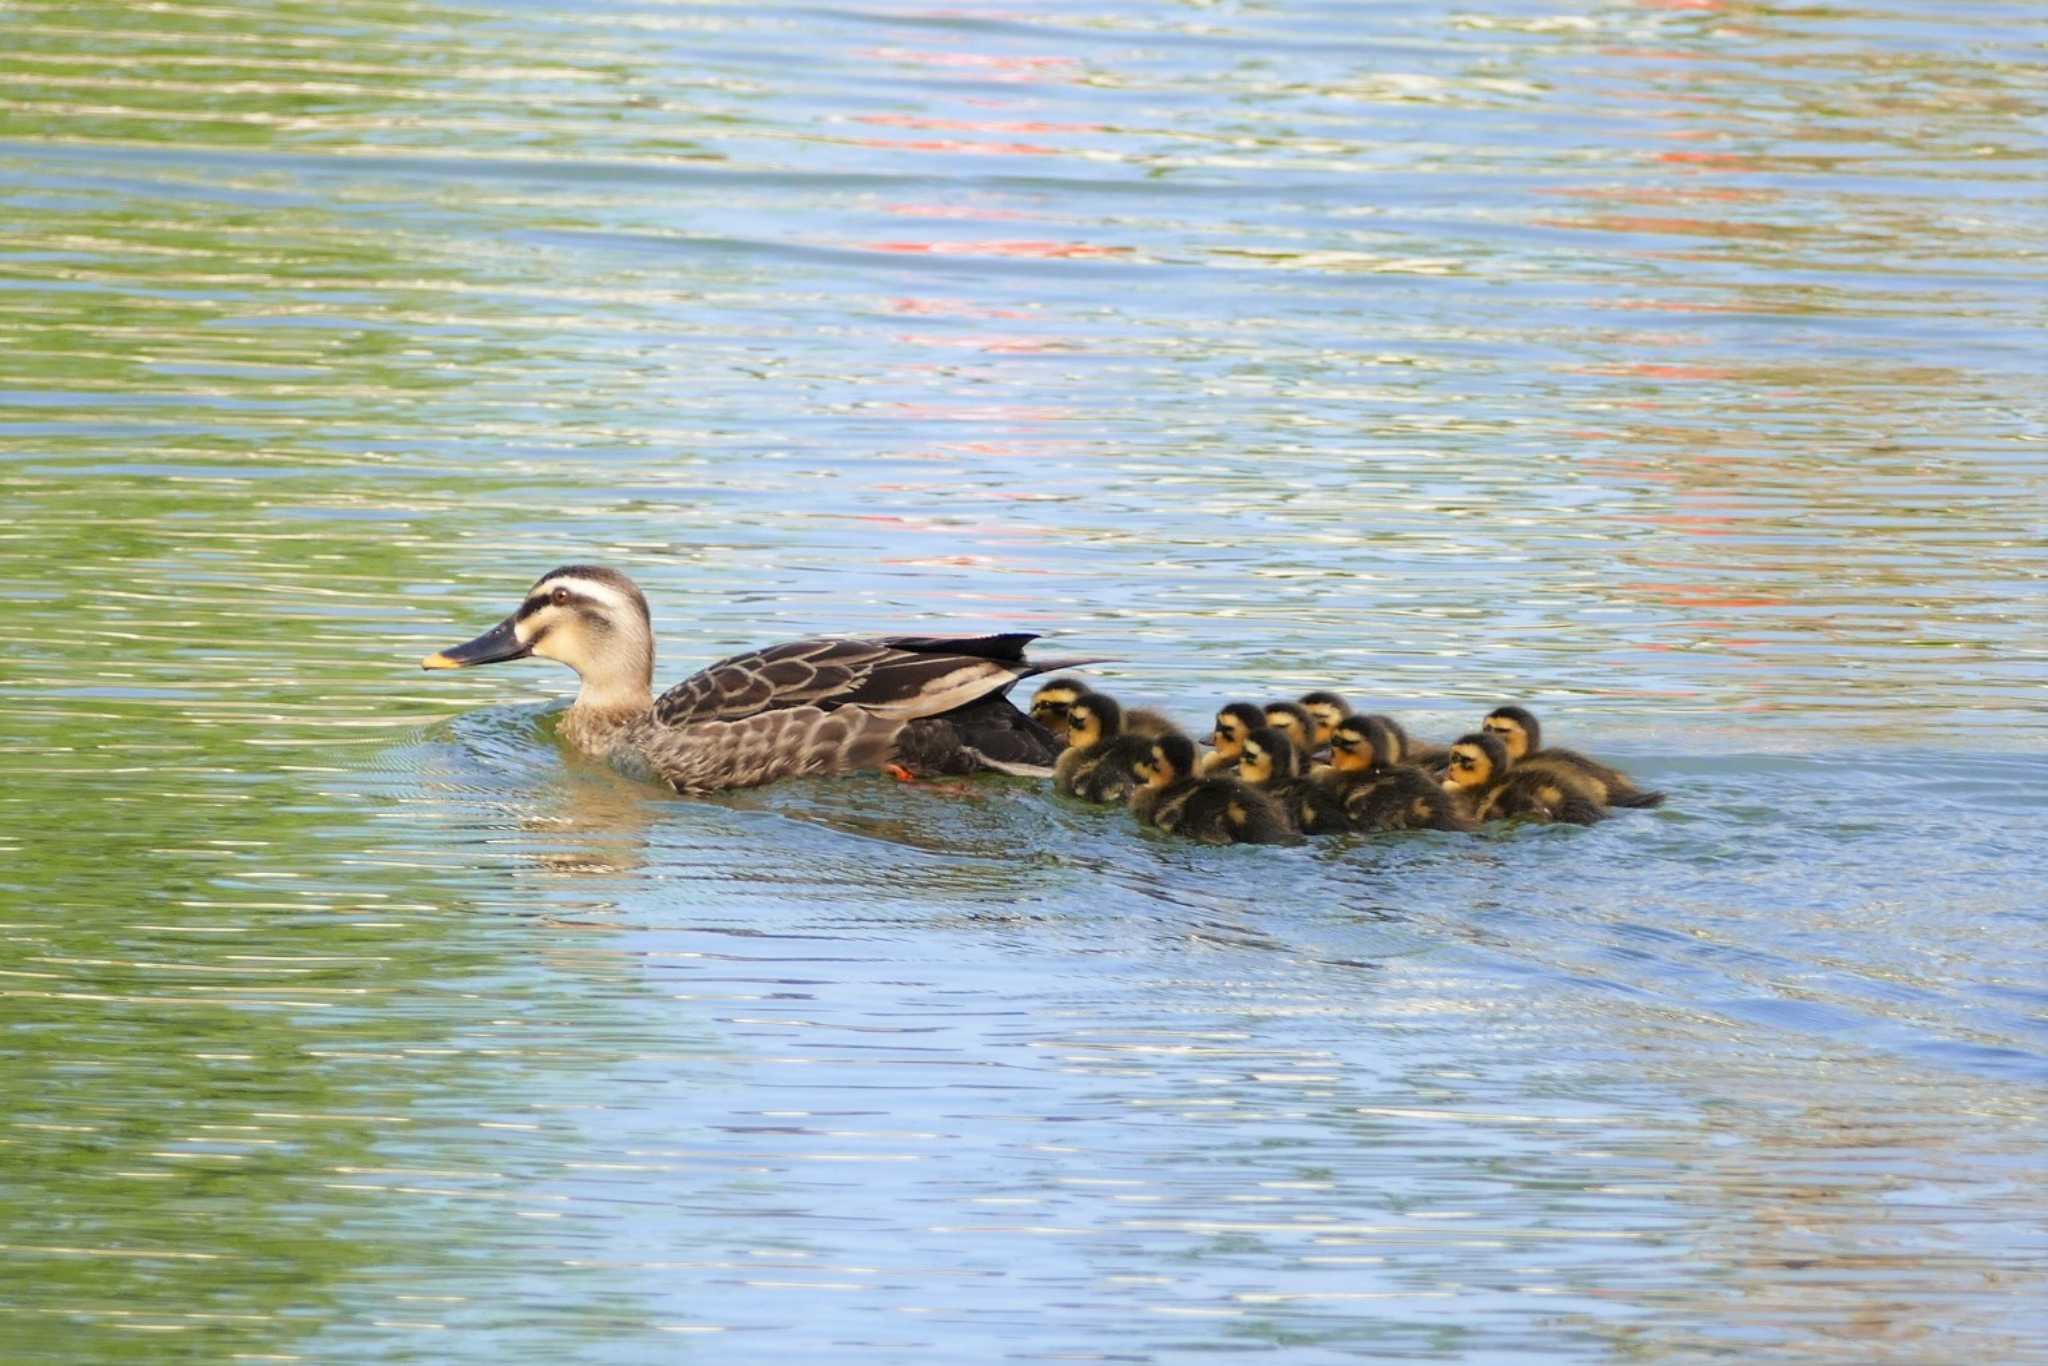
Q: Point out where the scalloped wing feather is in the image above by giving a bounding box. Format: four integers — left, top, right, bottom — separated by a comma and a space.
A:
653, 636, 1060, 729
631, 705, 903, 794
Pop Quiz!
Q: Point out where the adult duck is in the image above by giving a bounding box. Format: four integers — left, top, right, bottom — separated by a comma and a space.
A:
422, 565, 1073, 792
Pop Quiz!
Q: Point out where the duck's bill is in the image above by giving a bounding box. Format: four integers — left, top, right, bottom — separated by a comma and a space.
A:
421, 617, 529, 670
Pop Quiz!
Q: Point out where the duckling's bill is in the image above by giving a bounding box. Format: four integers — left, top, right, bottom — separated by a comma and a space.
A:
421, 616, 530, 670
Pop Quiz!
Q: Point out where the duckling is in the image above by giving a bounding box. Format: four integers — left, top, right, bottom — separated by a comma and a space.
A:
1135, 734, 1294, 845
1262, 700, 1322, 761
1198, 701, 1266, 775
1030, 675, 1090, 742
1130, 733, 1204, 828
1442, 731, 1605, 826
1173, 777, 1299, 846
1343, 767, 1474, 834
1315, 713, 1399, 790
1236, 724, 1349, 835
1367, 713, 1449, 773
1481, 705, 1664, 808
1236, 726, 1325, 835
1054, 693, 1154, 803
1298, 690, 1352, 748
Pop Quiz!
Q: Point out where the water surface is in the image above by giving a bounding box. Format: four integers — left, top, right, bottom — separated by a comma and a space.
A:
2, 0, 2046, 1359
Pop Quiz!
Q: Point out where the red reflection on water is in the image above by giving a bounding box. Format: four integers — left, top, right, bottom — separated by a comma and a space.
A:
858, 47, 1080, 82
883, 203, 1037, 221
863, 239, 1131, 259
1656, 150, 1757, 169
888, 296, 1029, 318
853, 136, 1059, 155
1637, 513, 1736, 534
895, 333, 1072, 353
858, 113, 1104, 134
1550, 184, 1776, 205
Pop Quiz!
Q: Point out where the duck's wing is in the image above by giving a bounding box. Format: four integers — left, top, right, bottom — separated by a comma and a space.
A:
653, 633, 1091, 729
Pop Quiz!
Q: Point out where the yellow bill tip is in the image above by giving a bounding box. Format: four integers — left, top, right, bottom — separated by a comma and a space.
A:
420, 652, 463, 670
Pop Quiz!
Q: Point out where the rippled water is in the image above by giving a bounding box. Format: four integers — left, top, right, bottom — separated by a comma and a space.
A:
4, 0, 2046, 1359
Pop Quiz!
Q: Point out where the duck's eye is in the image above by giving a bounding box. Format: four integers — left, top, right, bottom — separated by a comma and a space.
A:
551, 586, 570, 607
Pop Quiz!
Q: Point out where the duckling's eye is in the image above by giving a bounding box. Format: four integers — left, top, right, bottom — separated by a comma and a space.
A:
1451, 754, 1475, 769
551, 586, 570, 607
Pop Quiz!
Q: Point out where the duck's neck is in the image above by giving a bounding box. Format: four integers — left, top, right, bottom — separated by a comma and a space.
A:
560, 654, 655, 754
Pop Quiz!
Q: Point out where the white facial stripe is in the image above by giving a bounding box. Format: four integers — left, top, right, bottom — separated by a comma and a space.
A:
536, 575, 630, 610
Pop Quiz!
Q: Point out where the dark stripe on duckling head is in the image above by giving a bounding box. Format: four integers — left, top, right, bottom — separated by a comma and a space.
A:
1483, 704, 1540, 753
1151, 732, 1196, 781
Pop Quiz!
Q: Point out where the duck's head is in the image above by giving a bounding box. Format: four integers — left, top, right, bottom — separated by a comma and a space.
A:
1066, 692, 1121, 749
1137, 733, 1197, 789
1030, 676, 1090, 738
1209, 702, 1264, 759
1263, 701, 1317, 757
422, 565, 655, 712
1328, 715, 1394, 774
1299, 691, 1351, 746
1481, 705, 1539, 762
1444, 731, 1509, 791
1239, 726, 1299, 788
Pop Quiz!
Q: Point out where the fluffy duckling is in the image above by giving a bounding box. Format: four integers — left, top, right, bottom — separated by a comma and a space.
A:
1442, 731, 1605, 826
1298, 691, 1352, 748
1236, 726, 1326, 835
1316, 714, 1399, 789
1135, 734, 1294, 845
1130, 733, 1202, 828
1481, 705, 1664, 808
1262, 701, 1322, 761
1054, 693, 1157, 804
1034, 677, 1181, 745
1367, 713, 1449, 773
1343, 768, 1474, 834
1030, 675, 1089, 742
1174, 778, 1298, 846
1199, 701, 1266, 775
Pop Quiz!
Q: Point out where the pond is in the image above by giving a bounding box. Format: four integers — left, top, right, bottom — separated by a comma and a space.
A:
2, 0, 2045, 1359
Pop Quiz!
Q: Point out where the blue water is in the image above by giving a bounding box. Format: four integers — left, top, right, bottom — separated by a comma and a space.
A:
1, 0, 2045, 1359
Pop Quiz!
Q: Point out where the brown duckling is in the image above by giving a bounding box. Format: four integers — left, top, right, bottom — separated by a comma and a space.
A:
1198, 701, 1266, 775
1263, 700, 1322, 761
1364, 713, 1448, 773
1034, 676, 1180, 744
1174, 777, 1298, 846
1054, 692, 1161, 804
1130, 733, 1205, 829
1481, 705, 1663, 808
1316, 713, 1399, 789
1237, 726, 1325, 835
1299, 690, 1352, 748
1442, 731, 1605, 826
1343, 767, 1474, 834
1029, 675, 1090, 742
1136, 734, 1294, 845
